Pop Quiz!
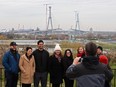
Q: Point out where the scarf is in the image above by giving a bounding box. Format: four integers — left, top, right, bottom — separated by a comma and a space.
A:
77, 51, 85, 57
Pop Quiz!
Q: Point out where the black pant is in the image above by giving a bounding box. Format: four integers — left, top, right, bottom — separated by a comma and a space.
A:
22, 83, 31, 87
52, 83, 60, 87
5, 71, 18, 87
64, 77, 74, 87
34, 72, 48, 87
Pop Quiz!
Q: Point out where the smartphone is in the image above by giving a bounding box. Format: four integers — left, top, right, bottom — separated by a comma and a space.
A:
78, 58, 83, 62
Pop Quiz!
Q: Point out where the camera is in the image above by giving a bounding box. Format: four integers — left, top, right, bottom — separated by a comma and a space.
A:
78, 58, 83, 62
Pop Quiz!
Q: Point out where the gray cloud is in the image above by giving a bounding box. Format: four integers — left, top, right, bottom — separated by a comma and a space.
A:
0, 0, 116, 31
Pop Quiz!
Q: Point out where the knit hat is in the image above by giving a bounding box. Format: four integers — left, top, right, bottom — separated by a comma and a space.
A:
97, 46, 103, 51
99, 55, 108, 64
54, 44, 62, 51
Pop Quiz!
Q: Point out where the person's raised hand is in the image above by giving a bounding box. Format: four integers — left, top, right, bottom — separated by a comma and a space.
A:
73, 57, 81, 65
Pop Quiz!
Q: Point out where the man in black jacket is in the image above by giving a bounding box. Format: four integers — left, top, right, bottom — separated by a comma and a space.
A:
66, 42, 113, 87
33, 40, 49, 87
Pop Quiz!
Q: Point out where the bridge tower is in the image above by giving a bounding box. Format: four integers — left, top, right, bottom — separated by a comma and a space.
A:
47, 6, 53, 35
75, 12, 80, 35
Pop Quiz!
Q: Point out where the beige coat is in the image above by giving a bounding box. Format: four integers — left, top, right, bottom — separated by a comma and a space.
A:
19, 54, 35, 84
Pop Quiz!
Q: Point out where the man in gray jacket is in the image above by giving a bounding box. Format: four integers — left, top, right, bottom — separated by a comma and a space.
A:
66, 42, 113, 87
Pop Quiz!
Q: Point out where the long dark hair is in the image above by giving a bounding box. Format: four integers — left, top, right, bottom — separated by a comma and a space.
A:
64, 49, 73, 59
25, 47, 32, 60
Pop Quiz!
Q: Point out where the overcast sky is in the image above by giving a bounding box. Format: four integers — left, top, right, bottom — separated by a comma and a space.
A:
0, 0, 116, 31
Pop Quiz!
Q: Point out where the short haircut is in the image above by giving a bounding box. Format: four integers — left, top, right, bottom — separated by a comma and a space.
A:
85, 42, 97, 56
37, 40, 44, 45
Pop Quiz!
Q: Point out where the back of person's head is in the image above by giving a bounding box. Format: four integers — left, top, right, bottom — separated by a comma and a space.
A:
85, 42, 97, 56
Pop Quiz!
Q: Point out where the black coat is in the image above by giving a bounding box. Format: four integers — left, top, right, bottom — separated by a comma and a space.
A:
49, 55, 63, 84
62, 57, 73, 76
33, 49, 49, 72
66, 56, 113, 87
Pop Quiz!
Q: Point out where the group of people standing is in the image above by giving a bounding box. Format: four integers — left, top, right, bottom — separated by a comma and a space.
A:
2, 40, 113, 87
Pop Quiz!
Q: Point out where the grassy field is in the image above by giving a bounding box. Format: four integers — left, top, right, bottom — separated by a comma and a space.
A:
111, 64, 116, 69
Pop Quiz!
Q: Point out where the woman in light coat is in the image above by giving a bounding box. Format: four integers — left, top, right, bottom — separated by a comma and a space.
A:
19, 47, 35, 87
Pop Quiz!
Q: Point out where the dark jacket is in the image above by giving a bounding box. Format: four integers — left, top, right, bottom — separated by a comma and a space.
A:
49, 55, 63, 84
98, 54, 112, 87
62, 57, 73, 76
33, 49, 49, 72
66, 56, 113, 87
2, 50, 20, 74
